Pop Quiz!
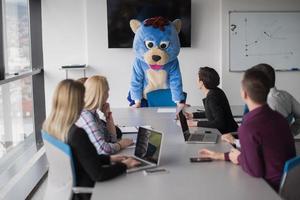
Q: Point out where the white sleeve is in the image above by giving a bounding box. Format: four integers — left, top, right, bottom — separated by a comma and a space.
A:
291, 96, 300, 136
267, 94, 277, 111
234, 139, 241, 149
292, 96, 300, 119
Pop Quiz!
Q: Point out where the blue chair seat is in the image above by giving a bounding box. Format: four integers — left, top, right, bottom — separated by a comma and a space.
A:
146, 89, 187, 107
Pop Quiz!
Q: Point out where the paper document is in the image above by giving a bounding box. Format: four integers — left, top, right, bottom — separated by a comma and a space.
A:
119, 125, 152, 134
140, 125, 152, 129
119, 126, 138, 133
157, 108, 177, 113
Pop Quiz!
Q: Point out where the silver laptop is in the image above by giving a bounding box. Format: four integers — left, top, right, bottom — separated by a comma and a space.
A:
178, 110, 218, 144
127, 127, 163, 173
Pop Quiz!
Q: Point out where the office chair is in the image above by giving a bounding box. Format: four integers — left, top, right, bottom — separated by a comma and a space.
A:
279, 156, 300, 200
42, 131, 93, 200
147, 89, 187, 107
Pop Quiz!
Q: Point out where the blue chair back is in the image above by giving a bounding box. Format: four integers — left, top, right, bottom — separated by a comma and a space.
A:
243, 104, 249, 115
147, 89, 187, 107
42, 131, 76, 200
286, 113, 294, 125
279, 156, 300, 200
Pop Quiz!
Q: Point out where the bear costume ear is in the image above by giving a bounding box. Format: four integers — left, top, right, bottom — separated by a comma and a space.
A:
172, 19, 182, 33
130, 19, 141, 33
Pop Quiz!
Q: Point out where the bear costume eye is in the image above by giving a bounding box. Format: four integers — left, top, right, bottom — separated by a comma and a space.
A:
145, 41, 154, 49
159, 41, 170, 49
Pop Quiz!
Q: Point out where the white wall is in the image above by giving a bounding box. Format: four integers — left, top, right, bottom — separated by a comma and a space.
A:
221, 0, 300, 105
42, 0, 221, 109
42, 0, 300, 111
42, 0, 87, 113
85, 0, 221, 107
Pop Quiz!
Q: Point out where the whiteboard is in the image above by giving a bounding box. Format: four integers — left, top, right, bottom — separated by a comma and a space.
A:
229, 11, 300, 71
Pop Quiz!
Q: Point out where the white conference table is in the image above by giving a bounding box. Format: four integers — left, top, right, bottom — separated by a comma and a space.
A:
91, 107, 281, 200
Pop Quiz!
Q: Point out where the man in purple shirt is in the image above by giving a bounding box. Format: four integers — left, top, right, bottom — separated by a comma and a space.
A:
199, 68, 296, 191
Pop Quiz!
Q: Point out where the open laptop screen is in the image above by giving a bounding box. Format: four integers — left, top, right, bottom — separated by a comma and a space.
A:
178, 110, 191, 141
134, 127, 162, 165
179, 110, 189, 133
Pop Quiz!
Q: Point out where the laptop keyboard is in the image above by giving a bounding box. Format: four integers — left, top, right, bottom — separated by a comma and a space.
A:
137, 159, 150, 167
128, 157, 150, 168
189, 134, 204, 141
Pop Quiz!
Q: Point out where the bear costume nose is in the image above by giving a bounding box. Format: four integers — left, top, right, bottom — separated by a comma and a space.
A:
152, 55, 161, 62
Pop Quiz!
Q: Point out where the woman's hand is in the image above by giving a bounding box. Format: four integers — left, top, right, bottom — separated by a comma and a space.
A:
101, 102, 117, 136
101, 102, 112, 119
110, 155, 128, 163
198, 148, 225, 160
122, 157, 141, 169
118, 138, 134, 149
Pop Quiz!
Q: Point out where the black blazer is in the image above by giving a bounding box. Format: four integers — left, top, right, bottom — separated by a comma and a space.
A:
67, 125, 127, 199
193, 88, 238, 134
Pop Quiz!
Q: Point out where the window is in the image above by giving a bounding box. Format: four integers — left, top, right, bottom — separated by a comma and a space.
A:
0, 77, 34, 159
0, 0, 45, 197
3, 0, 31, 75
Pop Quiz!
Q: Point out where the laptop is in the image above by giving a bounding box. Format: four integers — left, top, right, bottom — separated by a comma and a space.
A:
127, 127, 163, 173
178, 110, 218, 144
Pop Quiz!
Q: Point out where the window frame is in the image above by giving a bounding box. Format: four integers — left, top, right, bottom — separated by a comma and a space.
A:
0, 0, 4, 80
29, 0, 45, 149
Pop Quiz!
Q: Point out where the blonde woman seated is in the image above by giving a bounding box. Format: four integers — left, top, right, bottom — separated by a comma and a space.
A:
43, 79, 140, 199
76, 75, 133, 155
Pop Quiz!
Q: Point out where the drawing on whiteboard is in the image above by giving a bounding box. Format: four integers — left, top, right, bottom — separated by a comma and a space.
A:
229, 12, 300, 71
230, 24, 237, 35
241, 18, 293, 57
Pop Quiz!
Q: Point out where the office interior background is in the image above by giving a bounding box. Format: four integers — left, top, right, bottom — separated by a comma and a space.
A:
0, 0, 299, 199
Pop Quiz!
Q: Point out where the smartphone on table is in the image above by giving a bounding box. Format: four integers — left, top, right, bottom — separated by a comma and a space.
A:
190, 157, 213, 162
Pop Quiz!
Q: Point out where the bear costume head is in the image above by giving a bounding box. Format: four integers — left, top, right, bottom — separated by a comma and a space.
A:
130, 16, 181, 70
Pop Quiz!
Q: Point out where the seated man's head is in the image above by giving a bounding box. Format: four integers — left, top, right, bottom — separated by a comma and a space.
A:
252, 63, 275, 88
198, 67, 220, 91
241, 68, 271, 107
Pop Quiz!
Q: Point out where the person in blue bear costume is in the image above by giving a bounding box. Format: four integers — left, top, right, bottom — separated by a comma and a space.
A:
127, 16, 185, 108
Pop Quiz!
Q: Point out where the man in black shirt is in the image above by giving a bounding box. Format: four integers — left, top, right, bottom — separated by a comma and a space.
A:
185, 67, 238, 134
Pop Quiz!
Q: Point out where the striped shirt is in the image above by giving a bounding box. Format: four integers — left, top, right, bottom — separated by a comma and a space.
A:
76, 109, 120, 155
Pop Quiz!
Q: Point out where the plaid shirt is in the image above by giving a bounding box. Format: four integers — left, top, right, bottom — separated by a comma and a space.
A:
76, 109, 119, 155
